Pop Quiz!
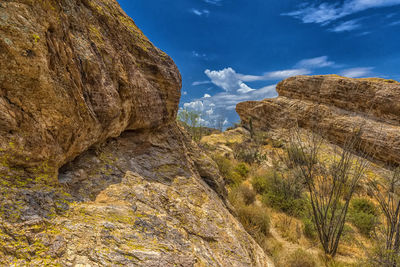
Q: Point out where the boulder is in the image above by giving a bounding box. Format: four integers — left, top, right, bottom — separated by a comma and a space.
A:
237, 75, 400, 166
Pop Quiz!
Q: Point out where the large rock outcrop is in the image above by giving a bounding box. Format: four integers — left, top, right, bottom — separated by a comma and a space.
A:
237, 75, 400, 166
0, 1, 270, 266
0, 0, 180, 179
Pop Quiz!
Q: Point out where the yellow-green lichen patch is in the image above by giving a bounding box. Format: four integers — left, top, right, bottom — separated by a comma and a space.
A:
32, 34, 40, 43
89, 25, 104, 45
0, 222, 61, 265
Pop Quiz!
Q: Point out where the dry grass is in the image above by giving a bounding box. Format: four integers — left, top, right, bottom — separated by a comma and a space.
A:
201, 127, 392, 267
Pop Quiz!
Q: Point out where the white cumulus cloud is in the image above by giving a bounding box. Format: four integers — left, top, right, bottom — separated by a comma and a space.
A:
184, 100, 204, 111
205, 68, 243, 92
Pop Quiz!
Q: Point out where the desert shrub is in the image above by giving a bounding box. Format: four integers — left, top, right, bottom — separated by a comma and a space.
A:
280, 249, 317, 267
352, 198, 378, 216
351, 212, 377, 236
227, 171, 244, 186
236, 203, 270, 236
260, 170, 306, 217
239, 184, 256, 205
302, 217, 317, 240
233, 142, 266, 164
286, 144, 309, 166
234, 162, 250, 178
212, 155, 245, 186
349, 198, 379, 236
212, 154, 233, 178
251, 171, 273, 194
363, 241, 400, 267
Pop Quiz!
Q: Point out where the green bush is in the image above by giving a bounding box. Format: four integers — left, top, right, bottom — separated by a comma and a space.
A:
212, 155, 245, 186
349, 198, 379, 236
234, 162, 250, 178
251, 173, 271, 194
302, 217, 317, 240
351, 198, 378, 216
260, 170, 306, 217
351, 212, 377, 236
212, 154, 233, 178
280, 249, 316, 267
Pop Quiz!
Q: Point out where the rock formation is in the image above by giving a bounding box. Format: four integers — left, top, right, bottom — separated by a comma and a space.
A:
237, 75, 400, 166
0, 0, 270, 265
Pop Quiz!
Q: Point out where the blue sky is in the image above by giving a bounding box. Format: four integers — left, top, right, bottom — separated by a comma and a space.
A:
118, 0, 400, 128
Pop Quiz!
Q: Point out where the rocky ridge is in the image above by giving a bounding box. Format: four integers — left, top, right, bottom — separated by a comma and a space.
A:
0, 0, 269, 266
236, 75, 400, 166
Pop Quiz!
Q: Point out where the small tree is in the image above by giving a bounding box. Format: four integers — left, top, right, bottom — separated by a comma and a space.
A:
177, 108, 190, 125
285, 126, 370, 257
368, 168, 400, 266
177, 108, 203, 141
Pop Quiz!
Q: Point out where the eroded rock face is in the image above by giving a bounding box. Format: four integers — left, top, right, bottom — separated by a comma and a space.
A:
51, 126, 268, 266
0, 124, 270, 266
0, 0, 181, 178
237, 75, 400, 166
0, 0, 270, 266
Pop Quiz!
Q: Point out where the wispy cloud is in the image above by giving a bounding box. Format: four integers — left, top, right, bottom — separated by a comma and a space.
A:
283, 0, 400, 30
192, 51, 207, 58
295, 56, 335, 68
190, 8, 210, 16
238, 69, 311, 82
389, 20, 400, 26
192, 80, 212, 86
339, 67, 374, 77
203, 0, 222, 5
329, 19, 362, 32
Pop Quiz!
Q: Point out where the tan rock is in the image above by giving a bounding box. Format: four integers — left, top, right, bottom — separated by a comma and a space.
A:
0, 0, 181, 178
237, 75, 400, 166
0, 1, 271, 266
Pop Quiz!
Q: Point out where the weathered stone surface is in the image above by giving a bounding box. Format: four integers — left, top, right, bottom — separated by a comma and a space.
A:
0, 0, 270, 265
0, 124, 269, 266
0, 0, 181, 177
52, 125, 267, 266
237, 75, 400, 166
277, 75, 400, 124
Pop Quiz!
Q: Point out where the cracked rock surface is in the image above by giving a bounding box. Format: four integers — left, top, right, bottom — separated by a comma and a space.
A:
0, 0, 269, 266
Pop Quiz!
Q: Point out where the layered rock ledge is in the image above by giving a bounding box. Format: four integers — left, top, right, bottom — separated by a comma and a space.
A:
237, 75, 400, 166
0, 1, 270, 265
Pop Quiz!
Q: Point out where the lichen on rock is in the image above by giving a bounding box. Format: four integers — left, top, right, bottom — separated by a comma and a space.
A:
0, 0, 270, 266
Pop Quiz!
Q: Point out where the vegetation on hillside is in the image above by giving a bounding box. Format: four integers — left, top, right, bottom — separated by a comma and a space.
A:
201, 123, 400, 267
